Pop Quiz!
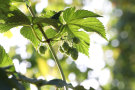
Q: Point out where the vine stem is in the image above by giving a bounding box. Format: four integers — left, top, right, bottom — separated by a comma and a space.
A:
25, 2, 68, 90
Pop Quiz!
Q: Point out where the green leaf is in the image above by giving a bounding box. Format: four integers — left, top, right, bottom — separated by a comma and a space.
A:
20, 26, 42, 49
10, 0, 24, 2
71, 9, 102, 20
63, 7, 107, 40
41, 9, 63, 20
70, 18, 107, 40
0, 0, 10, 9
41, 9, 56, 18
63, 7, 101, 23
63, 25, 90, 56
32, 17, 59, 29
63, 7, 75, 23
0, 9, 31, 33
0, 1, 30, 33
0, 45, 13, 67
74, 40, 89, 56
1, 65, 15, 72
45, 28, 57, 39
50, 25, 65, 40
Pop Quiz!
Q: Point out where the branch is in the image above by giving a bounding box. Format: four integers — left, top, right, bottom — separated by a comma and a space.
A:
17, 73, 68, 88
25, 1, 68, 90
17, 73, 46, 86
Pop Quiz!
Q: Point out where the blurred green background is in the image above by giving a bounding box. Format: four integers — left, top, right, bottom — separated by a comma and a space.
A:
107, 0, 135, 90
1, 0, 135, 90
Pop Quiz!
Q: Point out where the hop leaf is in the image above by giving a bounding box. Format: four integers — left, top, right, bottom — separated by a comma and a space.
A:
63, 25, 90, 56
0, 0, 30, 33
63, 7, 107, 40
20, 26, 42, 49
0, 45, 13, 67
60, 7, 107, 56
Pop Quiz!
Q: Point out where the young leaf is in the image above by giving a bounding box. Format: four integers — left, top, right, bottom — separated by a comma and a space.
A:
20, 26, 42, 49
0, 45, 13, 67
41, 9, 56, 18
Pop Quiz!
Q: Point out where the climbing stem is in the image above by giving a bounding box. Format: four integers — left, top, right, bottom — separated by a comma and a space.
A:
25, 1, 68, 90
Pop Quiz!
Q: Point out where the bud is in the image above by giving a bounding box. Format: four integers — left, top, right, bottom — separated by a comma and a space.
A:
38, 45, 47, 54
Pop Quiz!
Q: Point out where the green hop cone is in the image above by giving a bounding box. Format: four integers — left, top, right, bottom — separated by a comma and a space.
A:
71, 48, 78, 60
73, 37, 80, 44
62, 42, 70, 51
65, 47, 71, 55
59, 46, 64, 53
39, 45, 47, 54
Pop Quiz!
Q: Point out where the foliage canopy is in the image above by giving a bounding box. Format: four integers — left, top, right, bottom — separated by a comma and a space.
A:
0, 0, 107, 89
